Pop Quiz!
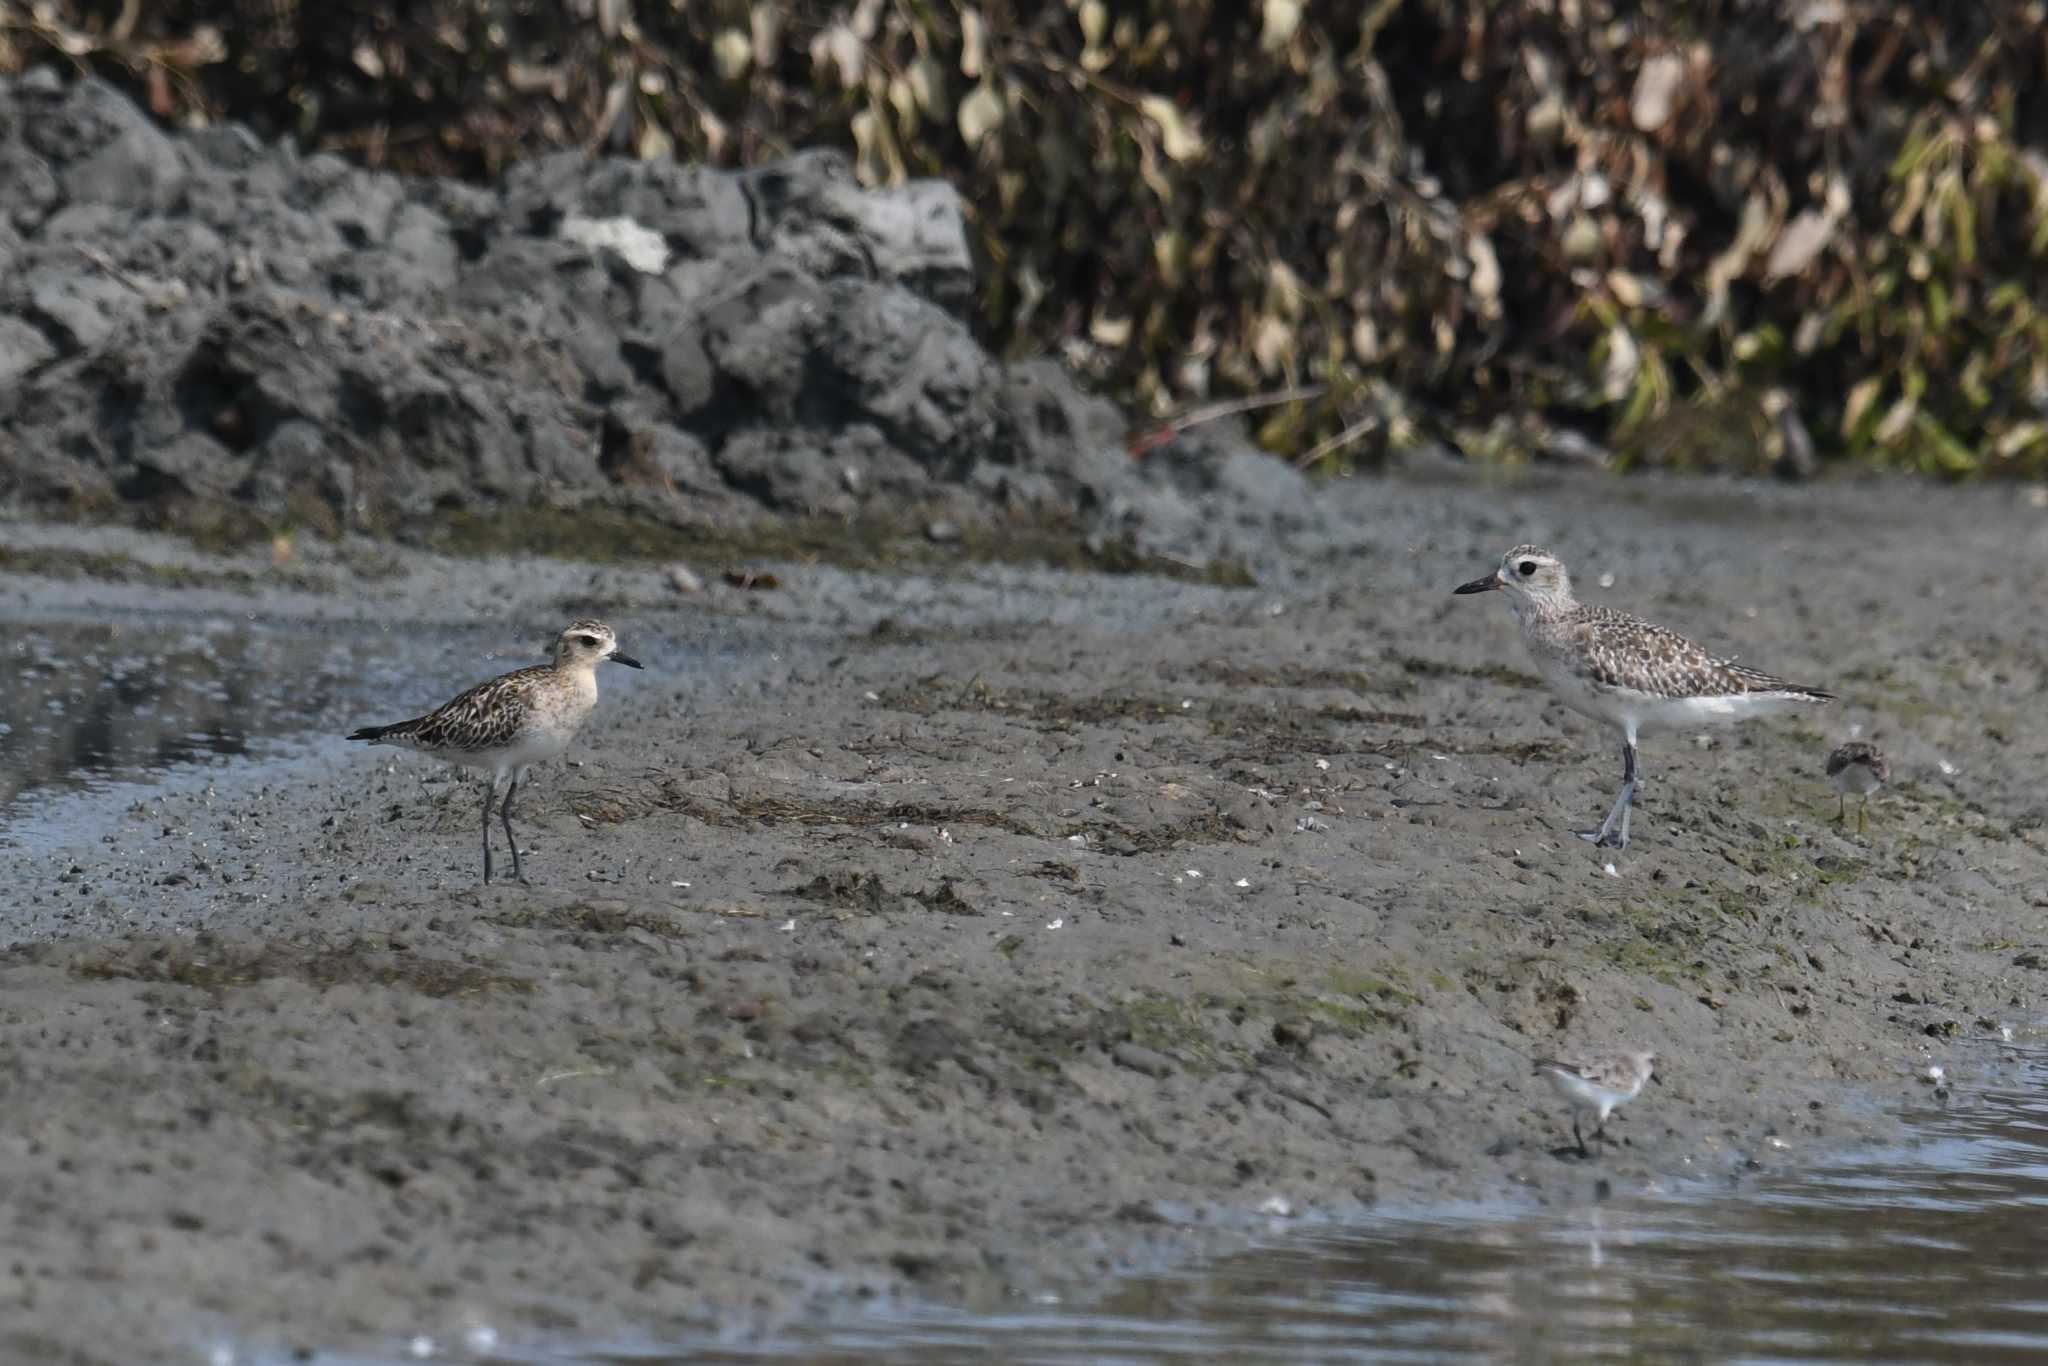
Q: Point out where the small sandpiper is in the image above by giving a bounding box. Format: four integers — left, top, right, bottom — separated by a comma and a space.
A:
1454, 545, 1833, 848
347, 620, 643, 884
1825, 739, 1888, 833
1533, 1050, 1657, 1158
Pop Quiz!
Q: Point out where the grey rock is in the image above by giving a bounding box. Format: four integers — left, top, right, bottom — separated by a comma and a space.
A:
11, 66, 63, 96
24, 77, 159, 167
1111, 1042, 1175, 1079
0, 71, 1293, 563
186, 124, 266, 170
624, 276, 716, 415
823, 422, 934, 504
600, 409, 731, 505
235, 418, 334, 518
994, 358, 1134, 502
745, 150, 975, 312
25, 269, 143, 352
815, 281, 1004, 477
0, 316, 57, 385
698, 265, 825, 418
61, 124, 187, 212
0, 141, 58, 230
714, 428, 853, 515
383, 202, 462, 295
130, 430, 237, 499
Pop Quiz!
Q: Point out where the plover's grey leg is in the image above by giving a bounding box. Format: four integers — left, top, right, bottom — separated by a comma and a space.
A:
1573, 1114, 1590, 1158
500, 770, 527, 886
1578, 740, 1637, 849
1835, 792, 1847, 827
481, 772, 497, 885
1857, 796, 1869, 835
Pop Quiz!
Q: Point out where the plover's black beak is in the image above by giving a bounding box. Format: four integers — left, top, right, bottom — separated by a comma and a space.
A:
1453, 572, 1503, 595
609, 650, 644, 669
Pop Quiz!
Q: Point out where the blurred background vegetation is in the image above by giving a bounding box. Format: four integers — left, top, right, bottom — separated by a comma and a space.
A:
7, 0, 2048, 477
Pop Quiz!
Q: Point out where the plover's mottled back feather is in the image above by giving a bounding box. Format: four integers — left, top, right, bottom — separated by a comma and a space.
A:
1534, 1051, 1655, 1093
350, 666, 558, 755
1564, 604, 1833, 702
1825, 739, 1888, 782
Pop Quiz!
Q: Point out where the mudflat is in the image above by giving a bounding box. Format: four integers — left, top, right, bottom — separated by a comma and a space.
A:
1, 467, 2042, 1361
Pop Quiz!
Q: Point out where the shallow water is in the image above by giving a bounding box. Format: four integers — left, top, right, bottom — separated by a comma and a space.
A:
0, 612, 489, 808
634, 1043, 2047, 1365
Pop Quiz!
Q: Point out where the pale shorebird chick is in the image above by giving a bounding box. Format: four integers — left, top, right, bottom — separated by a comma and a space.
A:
1825, 739, 1888, 833
1454, 546, 1832, 849
1533, 1050, 1657, 1158
347, 620, 643, 885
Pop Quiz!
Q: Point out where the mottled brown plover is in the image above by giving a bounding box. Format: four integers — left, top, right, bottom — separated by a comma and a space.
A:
1533, 1049, 1657, 1158
1825, 739, 1888, 833
347, 619, 643, 884
1455, 545, 1832, 848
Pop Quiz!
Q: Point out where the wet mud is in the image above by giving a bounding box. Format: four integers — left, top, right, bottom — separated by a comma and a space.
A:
1, 467, 2045, 1360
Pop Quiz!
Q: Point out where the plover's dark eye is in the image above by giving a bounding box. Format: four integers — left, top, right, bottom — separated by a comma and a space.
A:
576, 635, 599, 648
1518, 560, 1538, 576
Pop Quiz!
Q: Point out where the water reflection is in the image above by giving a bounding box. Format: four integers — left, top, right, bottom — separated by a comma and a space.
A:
697, 1046, 2048, 1364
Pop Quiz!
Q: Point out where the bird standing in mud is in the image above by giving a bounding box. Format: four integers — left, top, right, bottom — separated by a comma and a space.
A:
1454, 546, 1832, 849
1534, 1050, 1657, 1158
1825, 739, 1888, 833
347, 619, 642, 885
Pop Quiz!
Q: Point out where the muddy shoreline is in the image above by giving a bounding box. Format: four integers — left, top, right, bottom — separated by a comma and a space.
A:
2, 466, 2045, 1361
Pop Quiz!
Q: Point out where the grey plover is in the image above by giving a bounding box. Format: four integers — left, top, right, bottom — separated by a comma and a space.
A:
1825, 739, 1888, 832
347, 619, 643, 884
1533, 1049, 1657, 1158
1454, 545, 1832, 848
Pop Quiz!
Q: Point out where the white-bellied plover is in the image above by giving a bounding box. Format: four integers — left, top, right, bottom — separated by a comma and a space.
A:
1533, 1049, 1657, 1158
1825, 739, 1888, 832
347, 619, 643, 885
1455, 545, 1832, 848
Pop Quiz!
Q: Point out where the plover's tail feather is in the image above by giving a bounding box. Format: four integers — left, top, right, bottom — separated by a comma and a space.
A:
347, 717, 425, 744
1724, 662, 1832, 701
